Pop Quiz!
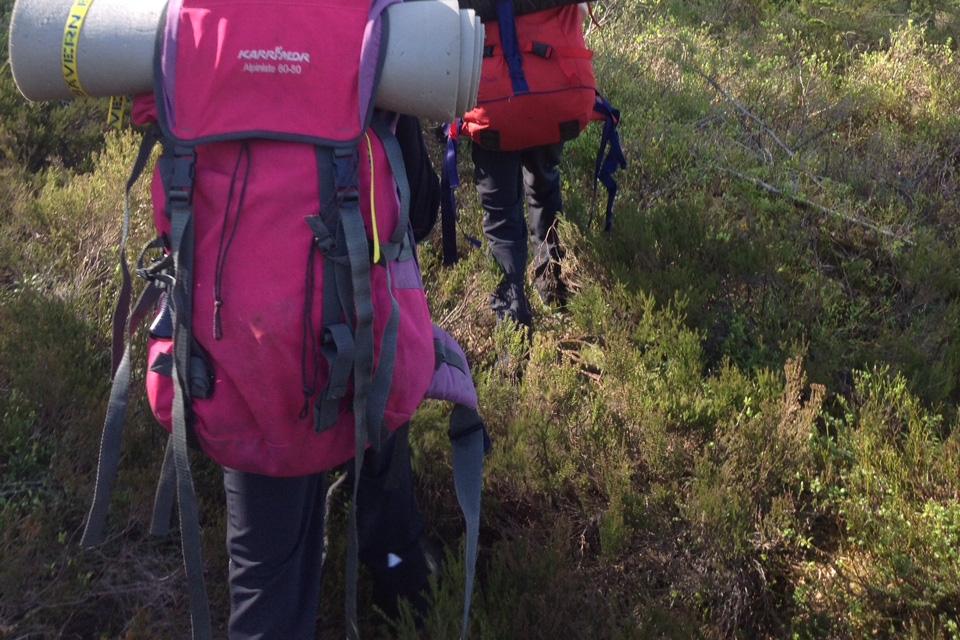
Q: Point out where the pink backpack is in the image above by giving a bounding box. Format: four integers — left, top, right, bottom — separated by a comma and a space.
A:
79, 1, 487, 638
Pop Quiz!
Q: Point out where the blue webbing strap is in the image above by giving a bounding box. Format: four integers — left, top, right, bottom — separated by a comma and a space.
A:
496, 0, 529, 95
441, 122, 482, 267
441, 123, 461, 265
592, 95, 627, 232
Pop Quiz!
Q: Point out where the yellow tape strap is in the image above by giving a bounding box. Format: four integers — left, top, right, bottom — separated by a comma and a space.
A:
62, 0, 94, 97
364, 132, 381, 265
107, 95, 129, 129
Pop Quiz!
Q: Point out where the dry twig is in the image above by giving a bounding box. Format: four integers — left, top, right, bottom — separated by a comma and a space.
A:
690, 65, 797, 160
723, 168, 915, 246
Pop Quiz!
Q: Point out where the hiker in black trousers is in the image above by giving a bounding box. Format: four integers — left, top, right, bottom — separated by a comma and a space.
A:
224, 426, 432, 638
472, 141, 567, 330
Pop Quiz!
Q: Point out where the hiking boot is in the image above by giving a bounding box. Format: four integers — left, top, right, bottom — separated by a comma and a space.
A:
533, 260, 568, 308
490, 278, 533, 329
532, 227, 568, 308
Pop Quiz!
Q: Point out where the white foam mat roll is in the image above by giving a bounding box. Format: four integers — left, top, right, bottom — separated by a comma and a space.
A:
10, 0, 165, 101
468, 13, 483, 112
377, 0, 483, 121
8, 0, 484, 122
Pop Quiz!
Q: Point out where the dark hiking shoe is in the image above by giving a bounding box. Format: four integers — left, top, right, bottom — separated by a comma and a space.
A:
532, 229, 568, 309
490, 278, 533, 329
533, 261, 568, 309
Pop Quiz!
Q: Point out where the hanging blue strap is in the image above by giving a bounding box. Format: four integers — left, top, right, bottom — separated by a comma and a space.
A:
496, 0, 529, 95
593, 95, 627, 232
441, 122, 461, 266
441, 121, 482, 267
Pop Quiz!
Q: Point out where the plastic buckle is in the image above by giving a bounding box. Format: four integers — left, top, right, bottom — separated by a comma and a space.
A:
338, 187, 360, 206
531, 42, 552, 59
333, 148, 359, 192
169, 145, 197, 203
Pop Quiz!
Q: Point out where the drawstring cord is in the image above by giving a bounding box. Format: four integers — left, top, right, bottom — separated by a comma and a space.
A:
213, 142, 252, 340
300, 242, 320, 420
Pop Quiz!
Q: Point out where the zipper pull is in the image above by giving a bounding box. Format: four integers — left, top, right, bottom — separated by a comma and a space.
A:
214, 298, 224, 340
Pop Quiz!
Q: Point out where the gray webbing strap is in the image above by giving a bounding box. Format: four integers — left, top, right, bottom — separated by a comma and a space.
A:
449, 405, 488, 640
110, 128, 161, 373
365, 262, 399, 439
341, 204, 376, 449
150, 436, 176, 537
81, 129, 162, 548
360, 123, 404, 439
370, 118, 410, 246
341, 193, 376, 640
310, 148, 352, 431
167, 145, 213, 640
80, 283, 162, 547
435, 338, 470, 376
316, 323, 355, 432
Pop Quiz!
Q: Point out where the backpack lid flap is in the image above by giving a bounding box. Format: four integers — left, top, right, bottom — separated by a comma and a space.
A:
159, 0, 391, 144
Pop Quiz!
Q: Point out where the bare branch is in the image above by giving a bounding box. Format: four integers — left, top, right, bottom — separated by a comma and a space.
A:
690, 65, 797, 160
723, 168, 915, 246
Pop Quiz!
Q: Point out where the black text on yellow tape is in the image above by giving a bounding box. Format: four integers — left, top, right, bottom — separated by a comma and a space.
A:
62, 0, 94, 97
107, 95, 129, 129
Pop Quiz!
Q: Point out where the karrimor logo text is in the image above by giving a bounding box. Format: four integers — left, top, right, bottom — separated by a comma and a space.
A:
238, 46, 311, 75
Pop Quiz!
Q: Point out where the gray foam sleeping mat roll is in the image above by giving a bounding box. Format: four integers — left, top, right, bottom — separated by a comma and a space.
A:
10, 0, 165, 101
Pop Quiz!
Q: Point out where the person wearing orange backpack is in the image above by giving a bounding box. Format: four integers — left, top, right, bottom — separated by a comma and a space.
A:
450, 1, 624, 332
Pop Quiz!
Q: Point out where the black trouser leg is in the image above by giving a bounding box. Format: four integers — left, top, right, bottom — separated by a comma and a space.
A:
472, 143, 527, 280
472, 143, 533, 326
224, 469, 327, 640
356, 424, 431, 620
521, 143, 564, 246
223, 426, 428, 639
521, 144, 566, 303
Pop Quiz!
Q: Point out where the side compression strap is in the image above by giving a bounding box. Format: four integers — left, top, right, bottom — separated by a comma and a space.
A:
592, 95, 627, 232
81, 283, 162, 546
81, 128, 160, 548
